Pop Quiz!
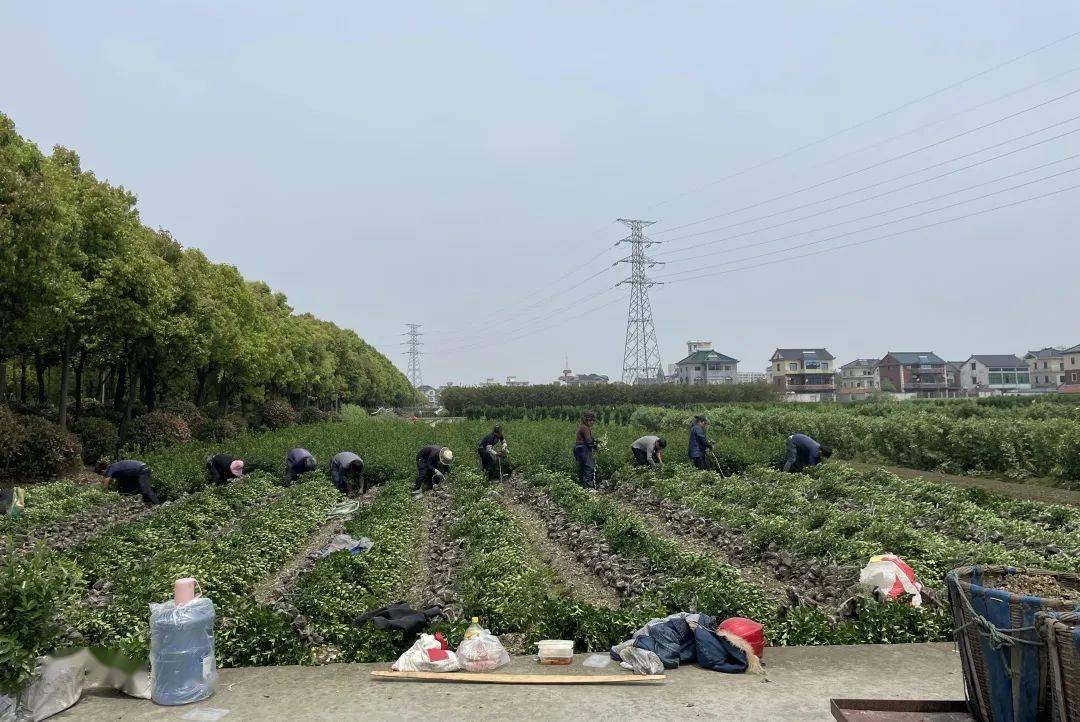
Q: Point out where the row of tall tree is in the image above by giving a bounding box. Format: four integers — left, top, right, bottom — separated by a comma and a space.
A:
0, 113, 418, 433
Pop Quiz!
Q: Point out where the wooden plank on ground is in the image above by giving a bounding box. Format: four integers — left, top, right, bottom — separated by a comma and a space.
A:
370, 670, 666, 684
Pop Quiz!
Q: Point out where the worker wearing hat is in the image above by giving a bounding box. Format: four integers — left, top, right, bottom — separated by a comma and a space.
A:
476, 425, 508, 480
415, 444, 453, 495
206, 453, 245, 485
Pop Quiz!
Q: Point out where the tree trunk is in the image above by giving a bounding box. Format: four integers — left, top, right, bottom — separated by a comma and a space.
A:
114, 353, 128, 411
0, 359, 7, 402
57, 329, 74, 429
74, 349, 88, 420
217, 374, 229, 412
144, 358, 157, 410
19, 357, 27, 403
120, 354, 138, 442
34, 350, 46, 406
195, 366, 211, 407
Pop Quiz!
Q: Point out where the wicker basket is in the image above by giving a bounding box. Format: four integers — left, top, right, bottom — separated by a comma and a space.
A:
946, 566, 1080, 722
1038, 612, 1080, 722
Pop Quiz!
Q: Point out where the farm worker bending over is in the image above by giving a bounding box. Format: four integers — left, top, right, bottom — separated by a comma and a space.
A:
783, 433, 832, 473
330, 451, 365, 495
96, 459, 161, 505
573, 411, 600, 489
285, 448, 317, 484
415, 445, 453, 494
206, 454, 244, 485
688, 415, 714, 470
476, 425, 507, 480
631, 435, 667, 467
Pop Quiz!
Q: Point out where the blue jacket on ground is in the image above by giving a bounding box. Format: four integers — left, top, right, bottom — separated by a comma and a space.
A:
688, 424, 712, 459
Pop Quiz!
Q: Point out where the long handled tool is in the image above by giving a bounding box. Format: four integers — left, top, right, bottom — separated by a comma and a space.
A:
709, 450, 727, 479
371, 671, 665, 685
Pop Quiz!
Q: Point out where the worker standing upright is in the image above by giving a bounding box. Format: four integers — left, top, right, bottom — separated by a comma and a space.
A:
476, 425, 507, 480
330, 451, 365, 495
415, 444, 453, 495
783, 433, 832, 473
573, 411, 600, 489
688, 415, 713, 470
631, 435, 667, 467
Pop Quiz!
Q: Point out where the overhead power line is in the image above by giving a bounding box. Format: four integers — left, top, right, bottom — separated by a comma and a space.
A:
660, 182, 1080, 285
657, 168, 1080, 282
645, 28, 1080, 211
661, 153, 1080, 267
654, 120, 1080, 254
652, 86, 1080, 236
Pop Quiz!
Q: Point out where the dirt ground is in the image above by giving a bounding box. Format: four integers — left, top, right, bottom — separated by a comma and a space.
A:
841, 460, 1080, 507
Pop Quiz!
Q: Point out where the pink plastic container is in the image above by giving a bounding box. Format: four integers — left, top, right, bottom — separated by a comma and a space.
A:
174, 578, 197, 606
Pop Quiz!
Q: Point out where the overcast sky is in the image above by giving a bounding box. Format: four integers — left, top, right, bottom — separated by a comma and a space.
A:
3, 1, 1078, 385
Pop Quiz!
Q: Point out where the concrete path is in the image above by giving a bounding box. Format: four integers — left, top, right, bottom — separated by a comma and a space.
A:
58, 643, 965, 721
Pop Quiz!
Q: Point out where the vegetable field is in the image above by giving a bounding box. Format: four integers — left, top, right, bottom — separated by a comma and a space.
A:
3, 412, 1079, 694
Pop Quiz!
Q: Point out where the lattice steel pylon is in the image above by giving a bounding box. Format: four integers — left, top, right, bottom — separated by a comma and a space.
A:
616, 219, 664, 385
402, 323, 423, 387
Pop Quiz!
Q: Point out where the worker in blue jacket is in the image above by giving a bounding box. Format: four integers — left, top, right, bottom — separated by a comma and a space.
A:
285, 448, 317, 485
688, 415, 713, 470
95, 459, 161, 505
783, 433, 832, 473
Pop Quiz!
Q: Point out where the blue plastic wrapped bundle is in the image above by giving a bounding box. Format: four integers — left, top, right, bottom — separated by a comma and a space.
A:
149, 596, 217, 705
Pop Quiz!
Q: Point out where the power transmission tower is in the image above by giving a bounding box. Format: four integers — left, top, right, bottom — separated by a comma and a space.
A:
616, 219, 664, 385
402, 324, 424, 387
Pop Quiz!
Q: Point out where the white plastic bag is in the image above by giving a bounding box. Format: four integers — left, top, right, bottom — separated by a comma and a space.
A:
859, 554, 922, 607
456, 631, 510, 672
392, 634, 460, 672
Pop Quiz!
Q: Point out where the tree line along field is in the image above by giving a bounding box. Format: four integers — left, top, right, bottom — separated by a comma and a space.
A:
3, 407, 1079, 693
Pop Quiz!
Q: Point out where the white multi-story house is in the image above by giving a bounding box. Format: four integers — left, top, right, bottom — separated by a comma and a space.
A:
839, 359, 879, 389
416, 385, 438, 406
673, 341, 739, 385
959, 355, 1031, 394
768, 348, 836, 400
1024, 347, 1067, 390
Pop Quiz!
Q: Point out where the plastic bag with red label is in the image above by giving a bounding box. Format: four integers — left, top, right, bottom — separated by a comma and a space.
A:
456, 630, 510, 672
859, 554, 923, 606
391, 633, 460, 672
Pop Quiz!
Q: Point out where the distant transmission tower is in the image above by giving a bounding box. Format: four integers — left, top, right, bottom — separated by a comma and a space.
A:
616, 219, 664, 385
402, 323, 423, 387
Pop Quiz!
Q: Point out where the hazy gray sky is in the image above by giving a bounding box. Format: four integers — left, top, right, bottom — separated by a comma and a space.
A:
3, 1, 1078, 385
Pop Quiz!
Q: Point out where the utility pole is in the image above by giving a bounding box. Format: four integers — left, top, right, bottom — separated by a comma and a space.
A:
616, 219, 664, 385
402, 323, 423, 387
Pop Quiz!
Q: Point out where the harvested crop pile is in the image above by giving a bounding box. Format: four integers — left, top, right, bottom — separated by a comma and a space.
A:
997, 573, 1079, 601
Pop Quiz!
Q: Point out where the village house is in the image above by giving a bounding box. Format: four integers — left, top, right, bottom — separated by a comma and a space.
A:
768, 348, 836, 401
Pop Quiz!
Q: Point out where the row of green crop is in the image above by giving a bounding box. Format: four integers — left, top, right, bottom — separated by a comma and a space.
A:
615, 464, 1075, 584
523, 468, 953, 646
631, 405, 1080, 482
286, 480, 426, 663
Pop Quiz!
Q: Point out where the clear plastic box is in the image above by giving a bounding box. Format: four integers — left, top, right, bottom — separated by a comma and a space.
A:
536, 639, 574, 665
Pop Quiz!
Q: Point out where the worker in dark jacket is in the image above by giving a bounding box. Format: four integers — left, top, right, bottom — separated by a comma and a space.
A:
330, 451, 365, 495
476, 425, 507, 480
688, 415, 713, 470
285, 448, 317, 485
415, 445, 453, 494
573, 411, 600, 489
783, 433, 832, 473
206, 454, 244, 485
631, 435, 667, 467
95, 459, 161, 505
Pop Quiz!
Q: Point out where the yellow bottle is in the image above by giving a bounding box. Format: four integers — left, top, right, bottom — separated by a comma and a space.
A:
464, 617, 483, 640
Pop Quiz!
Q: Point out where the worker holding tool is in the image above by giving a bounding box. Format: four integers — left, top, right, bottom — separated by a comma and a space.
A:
476, 425, 508, 480
783, 433, 832, 473
573, 411, 600, 489
631, 435, 667, 467
415, 445, 453, 495
284, 448, 317, 485
95, 459, 161, 505
688, 415, 714, 470
330, 451, 366, 495
206, 453, 245, 486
